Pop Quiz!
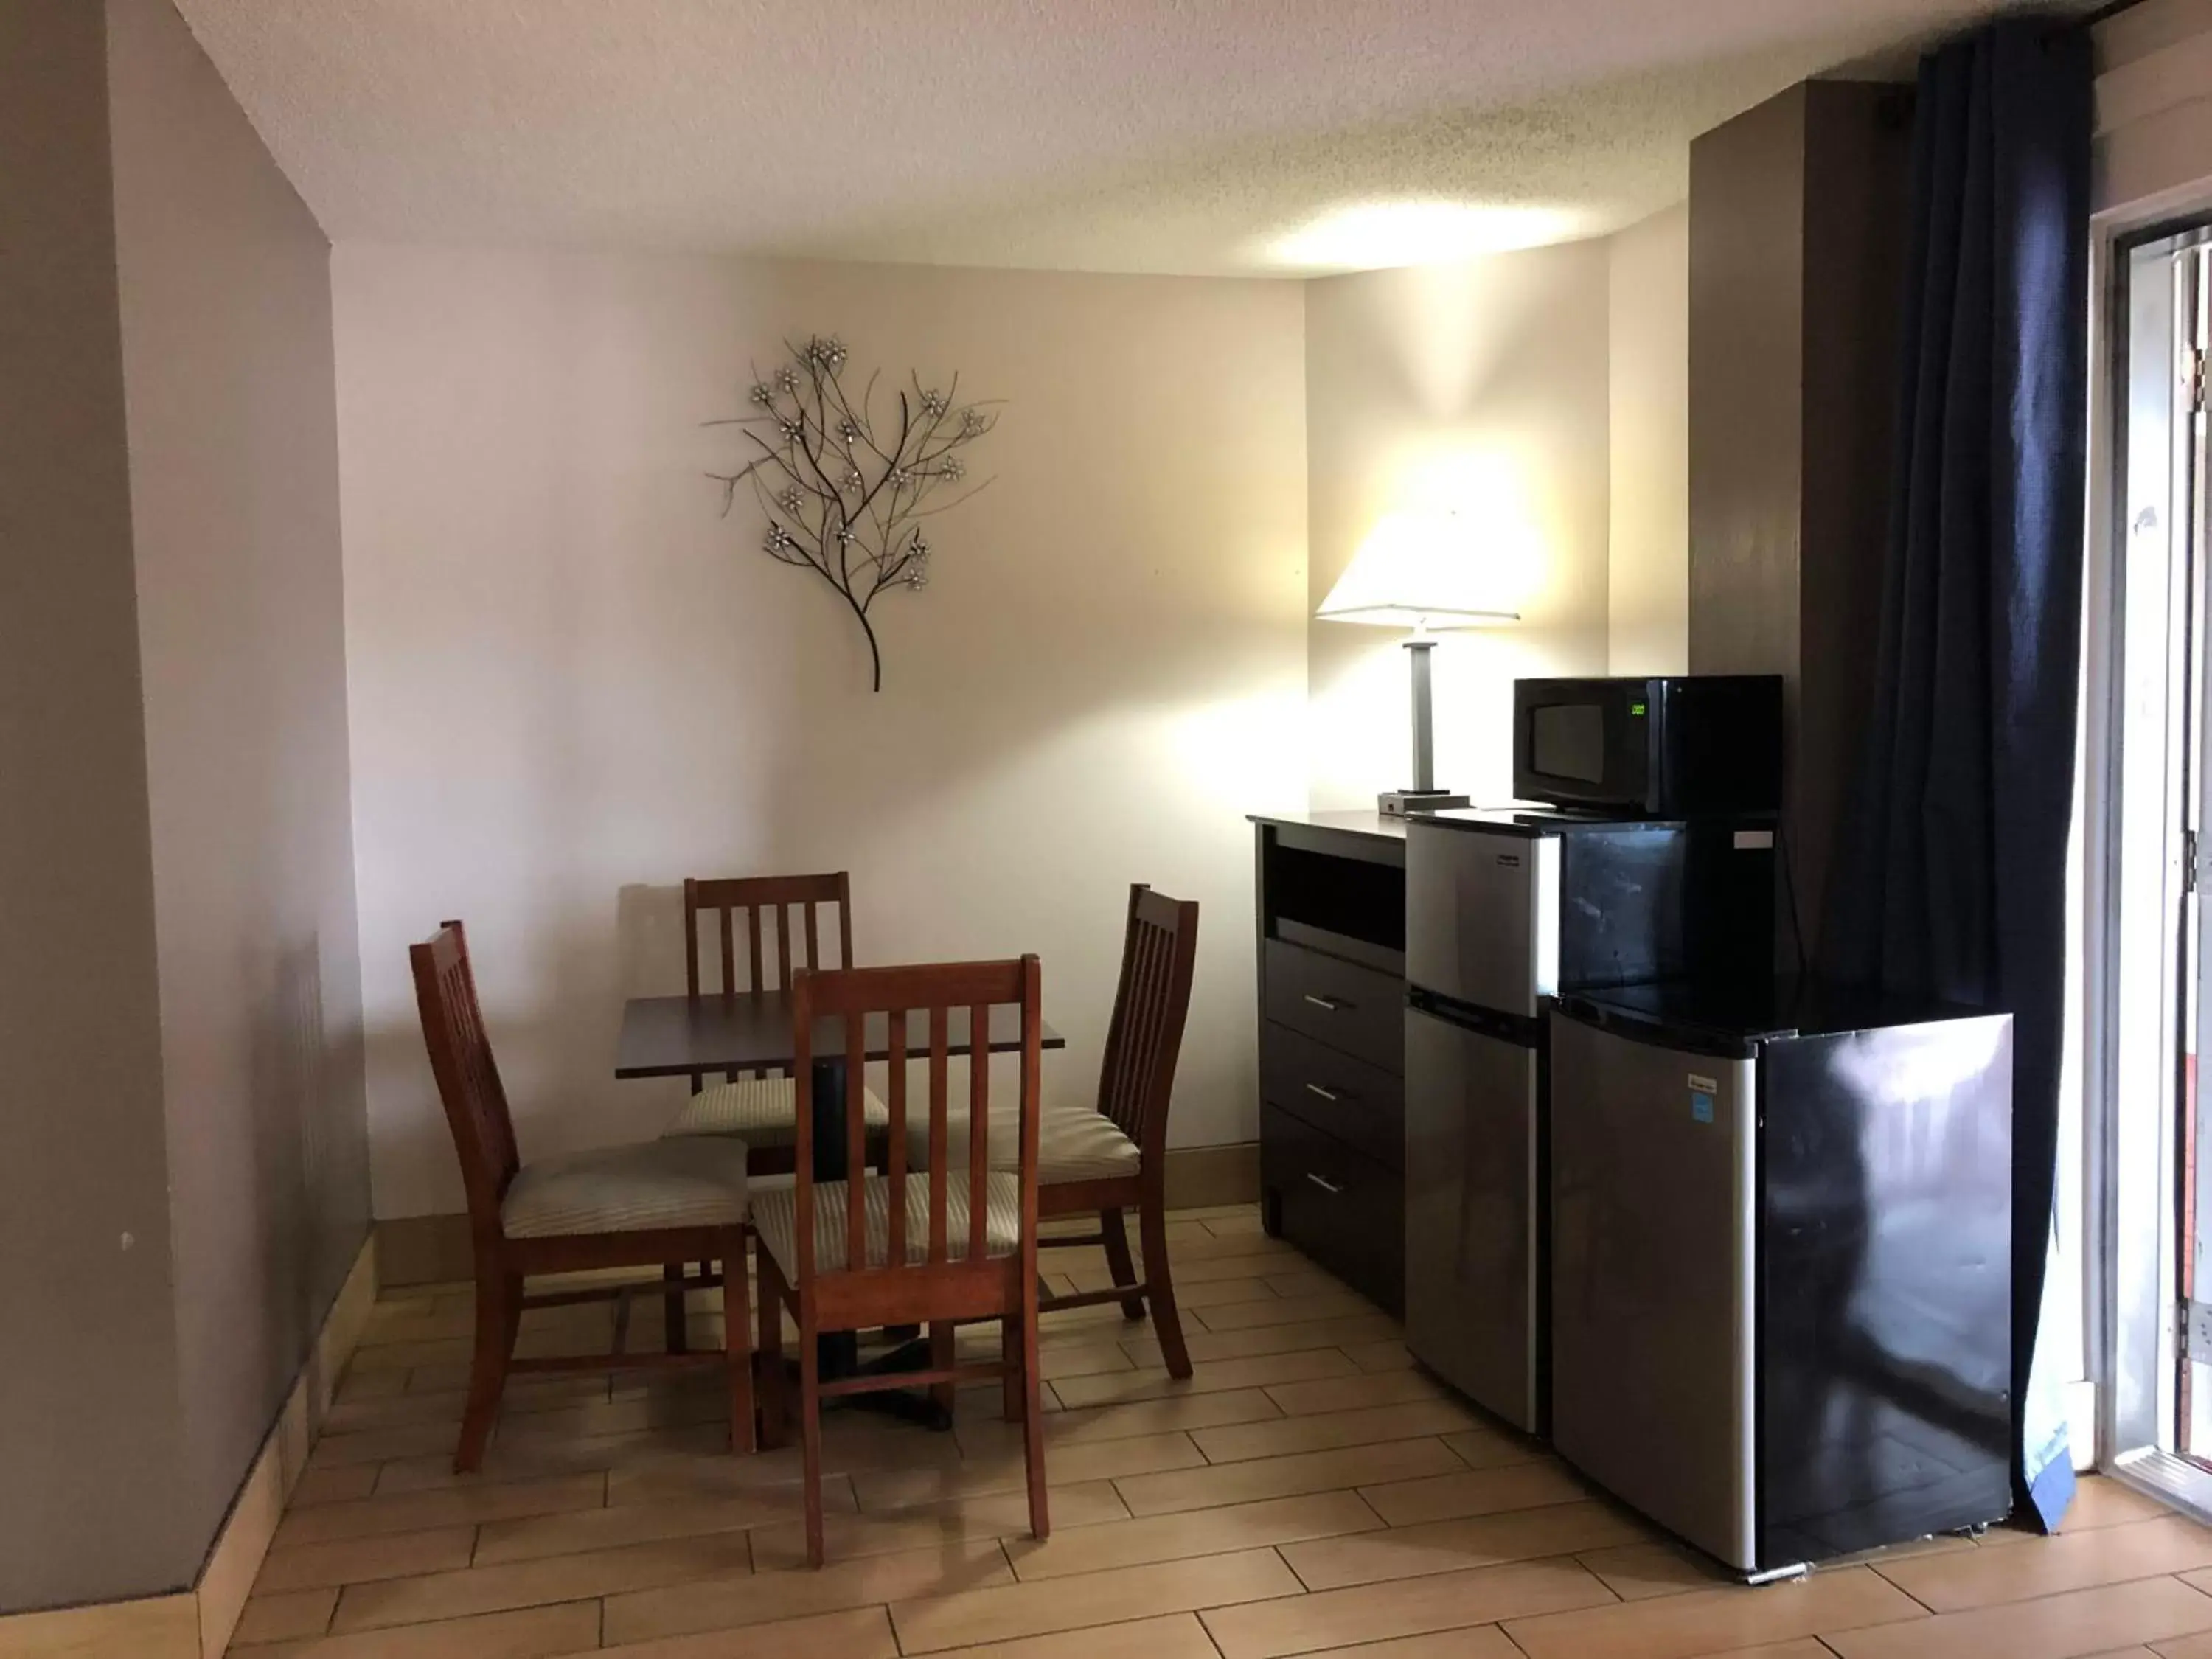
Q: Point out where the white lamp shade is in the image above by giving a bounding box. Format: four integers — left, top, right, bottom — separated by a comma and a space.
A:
1316, 508, 1522, 628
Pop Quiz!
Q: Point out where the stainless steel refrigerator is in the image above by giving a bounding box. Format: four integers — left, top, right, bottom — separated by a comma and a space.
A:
1402, 810, 1773, 1434
1549, 981, 2014, 1573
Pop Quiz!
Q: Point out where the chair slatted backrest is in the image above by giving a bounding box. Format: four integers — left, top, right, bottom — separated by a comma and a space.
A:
684, 872, 854, 1091
410, 920, 522, 1247
790, 959, 1042, 1304
1093, 886, 1200, 1160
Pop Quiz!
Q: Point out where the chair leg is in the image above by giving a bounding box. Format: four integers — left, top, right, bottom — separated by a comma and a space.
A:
757, 1250, 788, 1450
799, 1310, 825, 1569
1099, 1206, 1146, 1321
1137, 1186, 1192, 1380
664, 1263, 689, 1354
1001, 1314, 1020, 1422
720, 1230, 754, 1455
456, 1269, 517, 1473
1020, 1300, 1049, 1540
930, 1321, 958, 1419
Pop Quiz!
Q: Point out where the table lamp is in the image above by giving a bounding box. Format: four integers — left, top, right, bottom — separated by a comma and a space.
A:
1317, 508, 1520, 815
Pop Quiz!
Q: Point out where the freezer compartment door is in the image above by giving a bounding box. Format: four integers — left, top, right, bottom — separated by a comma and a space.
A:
1406, 822, 1558, 1017
1405, 1004, 1542, 1433
1551, 1009, 1758, 1571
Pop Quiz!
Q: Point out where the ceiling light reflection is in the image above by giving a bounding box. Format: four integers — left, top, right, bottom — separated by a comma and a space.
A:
1263, 200, 1587, 273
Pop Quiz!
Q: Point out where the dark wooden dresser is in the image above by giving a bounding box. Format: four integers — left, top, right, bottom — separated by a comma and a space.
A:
1249, 811, 1405, 1314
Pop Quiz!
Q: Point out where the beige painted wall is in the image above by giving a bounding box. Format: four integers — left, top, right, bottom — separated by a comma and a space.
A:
1304, 245, 1613, 810
1606, 205, 1691, 678
2094, 0, 2212, 220
333, 247, 1308, 1219
0, 0, 189, 1613
108, 0, 372, 1557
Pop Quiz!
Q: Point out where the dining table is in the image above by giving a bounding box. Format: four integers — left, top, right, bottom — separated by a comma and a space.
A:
614, 989, 1066, 1428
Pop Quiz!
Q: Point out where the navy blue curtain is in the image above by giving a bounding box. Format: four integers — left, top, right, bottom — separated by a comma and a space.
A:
1821, 19, 2091, 1531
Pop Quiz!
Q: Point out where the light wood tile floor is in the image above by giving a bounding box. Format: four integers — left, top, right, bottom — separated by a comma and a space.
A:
228, 1204, 2209, 1658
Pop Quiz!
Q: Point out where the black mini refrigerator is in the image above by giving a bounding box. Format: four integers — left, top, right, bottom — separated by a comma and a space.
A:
1548, 980, 2014, 1574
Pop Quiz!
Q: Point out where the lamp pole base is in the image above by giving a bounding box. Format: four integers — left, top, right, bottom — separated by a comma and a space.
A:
1378, 788, 1471, 818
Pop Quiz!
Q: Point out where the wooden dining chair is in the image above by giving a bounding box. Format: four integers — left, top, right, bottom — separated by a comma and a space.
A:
752, 956, 1047, 1566
905, 886, 1201, 1377
658, 873, 889, 1175
656, 872, 891, 1353
411, 920, 754, 1472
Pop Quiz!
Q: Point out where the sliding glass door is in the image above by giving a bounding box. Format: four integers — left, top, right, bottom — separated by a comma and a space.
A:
2105, 226, 2212, 1505
2180, 240, 2212, 1465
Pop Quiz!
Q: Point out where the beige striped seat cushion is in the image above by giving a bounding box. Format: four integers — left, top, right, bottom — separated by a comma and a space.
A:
902, 1102, 1141, 1186
661, 1075, 890, 1147
751, 1170, 1022, 1276
501, 1138, 748, 1239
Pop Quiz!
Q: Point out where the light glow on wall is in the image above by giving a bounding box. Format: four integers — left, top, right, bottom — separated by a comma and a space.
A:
1263, 200, 1587, 273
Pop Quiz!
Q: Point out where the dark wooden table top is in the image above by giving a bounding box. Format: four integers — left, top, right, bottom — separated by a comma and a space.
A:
614, 992, 1065, 1079
1248, 808, 1408, 842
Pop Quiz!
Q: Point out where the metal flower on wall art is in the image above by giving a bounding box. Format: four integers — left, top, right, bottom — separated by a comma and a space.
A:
710, 334, 999, 691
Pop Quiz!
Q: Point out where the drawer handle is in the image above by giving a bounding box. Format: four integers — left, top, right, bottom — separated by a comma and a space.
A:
1303, 1082, 1340, 1104
1301, 993, 1346, 1012
1305, 1172, 1345, 1195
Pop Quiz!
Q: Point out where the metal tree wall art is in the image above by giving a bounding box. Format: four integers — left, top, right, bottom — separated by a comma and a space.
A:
711, 335, 998, 691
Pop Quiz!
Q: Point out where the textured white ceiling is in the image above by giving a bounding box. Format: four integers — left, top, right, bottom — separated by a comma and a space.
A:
172, 0, 2060, 275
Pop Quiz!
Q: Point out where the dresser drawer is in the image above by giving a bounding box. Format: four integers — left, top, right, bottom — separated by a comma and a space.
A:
1263, 938, 1404, 1074
1261, 1102, 1403, 1315
1262, 1022, 1403, 1171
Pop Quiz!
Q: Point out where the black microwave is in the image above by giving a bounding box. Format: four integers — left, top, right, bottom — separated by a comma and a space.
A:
1513, 675, 1782, 816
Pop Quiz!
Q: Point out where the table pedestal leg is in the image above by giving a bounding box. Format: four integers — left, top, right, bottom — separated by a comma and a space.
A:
807, 1053, 950, 1431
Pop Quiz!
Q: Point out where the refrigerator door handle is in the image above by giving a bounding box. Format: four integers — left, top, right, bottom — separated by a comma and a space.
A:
1304, 1172, 1345, 1195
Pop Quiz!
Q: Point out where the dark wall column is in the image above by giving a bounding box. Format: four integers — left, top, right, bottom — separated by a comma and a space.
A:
1689, 81, 1913, 967
0, 0, 192, 1612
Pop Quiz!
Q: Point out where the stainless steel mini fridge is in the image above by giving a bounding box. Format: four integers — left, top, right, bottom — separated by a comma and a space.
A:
1549, 981, 2014, 1573
1402, 810, 1774, 1435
